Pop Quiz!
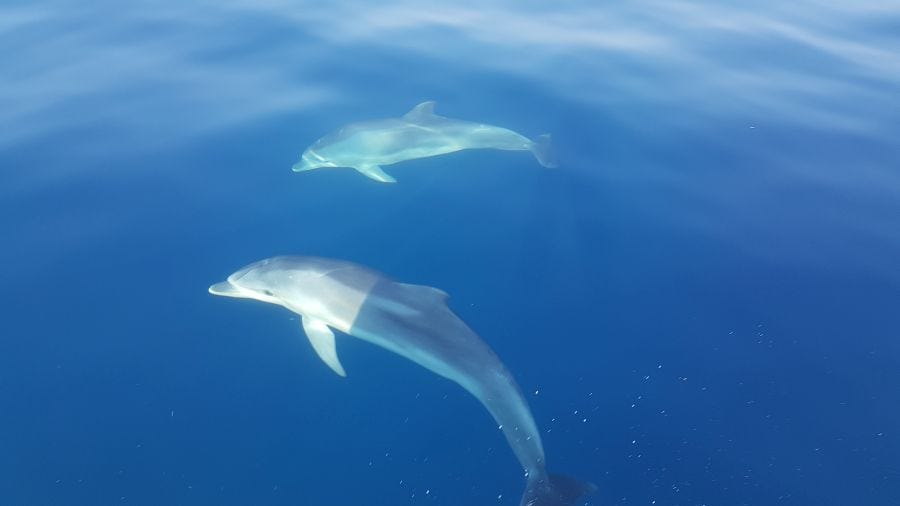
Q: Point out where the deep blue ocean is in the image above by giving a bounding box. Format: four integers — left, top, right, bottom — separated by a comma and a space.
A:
1, 1, 899, 505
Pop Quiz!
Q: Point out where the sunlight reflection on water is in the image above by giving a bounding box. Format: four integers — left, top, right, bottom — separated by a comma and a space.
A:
2, 0, 898, 151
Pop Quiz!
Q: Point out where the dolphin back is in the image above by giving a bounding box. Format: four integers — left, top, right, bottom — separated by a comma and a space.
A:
521, 474, 598, 506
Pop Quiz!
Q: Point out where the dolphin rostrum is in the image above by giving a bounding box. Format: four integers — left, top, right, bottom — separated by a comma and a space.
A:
210, 256, 595, 506
292, 101, 556, 183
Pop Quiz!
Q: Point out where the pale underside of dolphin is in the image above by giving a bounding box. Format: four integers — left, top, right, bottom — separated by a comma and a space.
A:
292, 101, 557, 183
210, 256, 595, 506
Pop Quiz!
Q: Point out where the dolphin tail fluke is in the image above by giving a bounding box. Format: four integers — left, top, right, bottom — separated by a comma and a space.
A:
531, 134, 557, 168
520, 474, 597, 506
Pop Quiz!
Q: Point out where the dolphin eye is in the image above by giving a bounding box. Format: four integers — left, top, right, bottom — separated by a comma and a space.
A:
262, 289, 275, 297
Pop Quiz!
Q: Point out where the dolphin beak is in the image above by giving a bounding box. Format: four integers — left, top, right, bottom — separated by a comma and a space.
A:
292, 152, 314, 172
293, 150, 330, 172
209, 281, 244, 298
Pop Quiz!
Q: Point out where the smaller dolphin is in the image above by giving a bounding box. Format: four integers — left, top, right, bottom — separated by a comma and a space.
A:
210, 256, 595, 506
292, 101, 556, 183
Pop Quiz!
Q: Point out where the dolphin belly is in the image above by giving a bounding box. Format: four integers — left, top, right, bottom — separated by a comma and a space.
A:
326, 124, 465, 167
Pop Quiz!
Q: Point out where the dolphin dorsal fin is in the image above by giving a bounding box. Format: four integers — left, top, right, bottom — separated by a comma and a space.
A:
403, 101, 438, 123
397, 282, 449, 302
301, 315, 347, 377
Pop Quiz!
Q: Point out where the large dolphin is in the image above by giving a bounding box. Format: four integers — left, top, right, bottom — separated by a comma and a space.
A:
210, 256, 595, 506
292, 101, 556, 183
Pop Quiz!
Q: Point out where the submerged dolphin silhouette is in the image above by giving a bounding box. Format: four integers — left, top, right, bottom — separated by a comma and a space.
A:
210, 256, 595, 506
292, 101, 556, 183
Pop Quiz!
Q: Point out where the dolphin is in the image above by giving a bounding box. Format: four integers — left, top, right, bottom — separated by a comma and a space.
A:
291, 101, 556, 183
209, 256, 595, 506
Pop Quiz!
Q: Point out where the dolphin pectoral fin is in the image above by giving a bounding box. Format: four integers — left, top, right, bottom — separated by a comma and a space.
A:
402, 100, 438, 123
355, 164, 397, 183
301, 315, 347, 377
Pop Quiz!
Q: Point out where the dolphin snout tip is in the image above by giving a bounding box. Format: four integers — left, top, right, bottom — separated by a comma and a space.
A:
209, 281, 242, 297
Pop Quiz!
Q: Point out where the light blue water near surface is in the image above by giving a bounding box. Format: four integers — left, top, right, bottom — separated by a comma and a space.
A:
1, 1, 899, 505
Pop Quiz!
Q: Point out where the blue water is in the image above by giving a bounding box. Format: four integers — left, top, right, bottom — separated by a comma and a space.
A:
2, 1, 899, 505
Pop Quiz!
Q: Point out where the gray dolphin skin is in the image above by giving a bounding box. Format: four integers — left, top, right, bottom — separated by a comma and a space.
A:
210, 256, 595, 506
292, 101, 557, 183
